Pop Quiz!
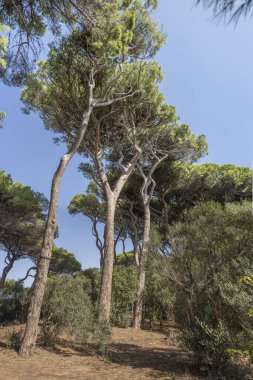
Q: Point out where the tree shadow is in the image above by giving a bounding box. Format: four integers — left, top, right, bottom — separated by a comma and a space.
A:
109, 342, 204, 379
41, 338, 97, 358
0, 324, 205, 378
41, 336, 205, 379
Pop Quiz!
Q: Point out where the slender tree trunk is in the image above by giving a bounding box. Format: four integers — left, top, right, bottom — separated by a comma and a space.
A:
91, 218, 104, 270
98, 194, 116, 324
133, 155, 168, 330
133, 203, 151, 330
0, 260, 14, 289
133, 237, 139, 267
129, 202, 139, 267
96, 148, 141, 325
162, 194, 169, 237
19, 107, 92, 357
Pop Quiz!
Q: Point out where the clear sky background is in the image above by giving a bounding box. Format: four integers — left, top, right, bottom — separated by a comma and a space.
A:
1, 0, 253, 282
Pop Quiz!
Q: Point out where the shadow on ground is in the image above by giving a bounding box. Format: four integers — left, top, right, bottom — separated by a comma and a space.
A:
40, 337, 205, 379
110, 342, 203, 379
0, 325, 206, 379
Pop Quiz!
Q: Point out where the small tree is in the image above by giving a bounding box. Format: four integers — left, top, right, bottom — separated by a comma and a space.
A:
0, 171, 47, 288
48, 246, 82, 275
69, 182, 106, 269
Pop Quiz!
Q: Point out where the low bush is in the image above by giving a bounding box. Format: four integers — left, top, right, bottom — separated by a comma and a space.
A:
0, 280, 29, 324
41, 274, 94, 345
111, 265, 138, 327
6, 329, 23, 351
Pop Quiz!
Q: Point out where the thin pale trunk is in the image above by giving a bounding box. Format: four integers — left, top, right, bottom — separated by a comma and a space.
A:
98, 195, 116, 324
129, 202, 139, 267
133, 156, 167, 330
133, 237, 139, 267
97, 150, 141, 325
133, 203, 151, 330
19, 107, 92, 357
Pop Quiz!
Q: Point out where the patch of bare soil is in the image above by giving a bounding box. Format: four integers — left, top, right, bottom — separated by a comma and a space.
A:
0, 324, 204, 380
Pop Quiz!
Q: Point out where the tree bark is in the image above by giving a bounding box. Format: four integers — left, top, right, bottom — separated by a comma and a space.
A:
162, 192, 169, 237
19, 106, 93, 357
98, 194, 116, 324
133, 202, 151, 330
129, 202, 139, 267
96, 147, 142, 325
0, 260, 14, 289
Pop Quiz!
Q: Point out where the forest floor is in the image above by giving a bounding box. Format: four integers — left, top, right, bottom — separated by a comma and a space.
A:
0, 323, 207, 380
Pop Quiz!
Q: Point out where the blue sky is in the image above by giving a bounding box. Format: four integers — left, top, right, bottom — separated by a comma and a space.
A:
1, 0, 253, 282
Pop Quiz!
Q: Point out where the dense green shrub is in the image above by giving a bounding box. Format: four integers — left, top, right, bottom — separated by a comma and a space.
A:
169, 201, 253, 370
82, 268, 101, 304
142, 229, 173, 327
41, 275, 94, 345
6, 329, 24, 351
111, 265, 138, 327
0, 280, 29, 324
144, 271, 172, 327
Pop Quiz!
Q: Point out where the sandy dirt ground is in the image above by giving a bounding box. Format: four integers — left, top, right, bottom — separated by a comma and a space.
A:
0, 325, 203, 380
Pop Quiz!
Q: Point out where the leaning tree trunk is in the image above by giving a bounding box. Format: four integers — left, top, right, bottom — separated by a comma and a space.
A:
133, 202, 151, 330
0, 260, 14, 289
98, 194, 116, 324
19, 107, 92, 357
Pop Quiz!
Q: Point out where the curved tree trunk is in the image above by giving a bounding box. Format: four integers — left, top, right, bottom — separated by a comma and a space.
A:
133, 203, 150, 330
19, 107, 92, 357
0, 260, 14, 289
98, 194, 116, 324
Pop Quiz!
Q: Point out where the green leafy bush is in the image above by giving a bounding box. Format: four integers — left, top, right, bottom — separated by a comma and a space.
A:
169, 201, 253, 371
111, 265, 138, 327
6, 329, 23, 351
182, 320, 232, 368
144, 269, 172, 327
0, 280, 29, 324
92, 320, 112, 361
82, 268, 101, 304
41, 275, 94, 345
